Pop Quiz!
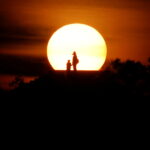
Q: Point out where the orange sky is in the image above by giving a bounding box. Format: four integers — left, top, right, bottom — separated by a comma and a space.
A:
0, 0, 150, 63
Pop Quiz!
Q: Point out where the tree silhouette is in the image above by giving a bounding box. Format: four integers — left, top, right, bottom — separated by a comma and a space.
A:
9, 75, 24, 88
0, 58, 148, 100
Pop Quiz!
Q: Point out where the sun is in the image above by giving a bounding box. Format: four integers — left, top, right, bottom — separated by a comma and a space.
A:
47, 23, 107, 70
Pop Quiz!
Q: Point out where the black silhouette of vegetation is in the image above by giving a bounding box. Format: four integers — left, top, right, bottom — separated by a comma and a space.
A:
1, 58, 149, 102
9, 75, 25, 89
1, 58, 149, 131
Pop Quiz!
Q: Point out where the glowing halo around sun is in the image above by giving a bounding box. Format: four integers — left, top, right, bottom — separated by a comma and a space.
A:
47, 23, 107, 70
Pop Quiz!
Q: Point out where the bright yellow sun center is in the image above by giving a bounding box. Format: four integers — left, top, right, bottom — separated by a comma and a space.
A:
47, 23, 107, 70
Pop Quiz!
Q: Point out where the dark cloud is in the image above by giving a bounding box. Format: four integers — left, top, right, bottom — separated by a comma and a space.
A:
0, 54, 52, 76
0, 2, 56, 46
1, 0, 149, 9
0, 24, 55, 45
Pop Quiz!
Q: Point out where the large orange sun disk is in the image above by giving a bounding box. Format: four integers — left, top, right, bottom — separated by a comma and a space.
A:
47, 23, 107, 70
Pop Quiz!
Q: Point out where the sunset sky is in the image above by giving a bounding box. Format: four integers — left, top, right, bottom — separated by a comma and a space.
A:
0, 0, 150, 87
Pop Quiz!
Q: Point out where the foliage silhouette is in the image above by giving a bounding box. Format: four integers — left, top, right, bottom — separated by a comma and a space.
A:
0, 58, 149, 102
0, 58, 149, 128
9, 75, 25, 88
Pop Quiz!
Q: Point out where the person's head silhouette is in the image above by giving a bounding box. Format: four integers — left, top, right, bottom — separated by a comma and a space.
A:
72, 51, 76, 56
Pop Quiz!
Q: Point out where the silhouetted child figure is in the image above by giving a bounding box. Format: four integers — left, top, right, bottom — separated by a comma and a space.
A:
66, 60, 72, 72
72, 51, 79, 71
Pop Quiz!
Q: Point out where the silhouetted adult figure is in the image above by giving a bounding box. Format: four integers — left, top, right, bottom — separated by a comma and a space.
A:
72, 51, 79, 71
66, 60, 72, 72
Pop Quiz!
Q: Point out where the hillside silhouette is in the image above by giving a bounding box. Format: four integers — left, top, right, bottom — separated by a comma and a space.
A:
2, 58, 149, 102
1, 58, 149, 132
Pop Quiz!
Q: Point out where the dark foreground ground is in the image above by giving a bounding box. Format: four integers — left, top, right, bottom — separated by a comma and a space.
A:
0, 70, 149, 143
1, 70, 149, 105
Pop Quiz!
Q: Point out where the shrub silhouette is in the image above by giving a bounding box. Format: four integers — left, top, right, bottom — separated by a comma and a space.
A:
0, 58, 149, 100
